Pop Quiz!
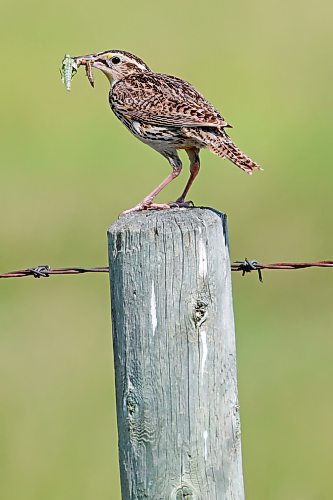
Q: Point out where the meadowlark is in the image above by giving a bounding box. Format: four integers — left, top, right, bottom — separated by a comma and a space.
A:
74, 50, 262, 213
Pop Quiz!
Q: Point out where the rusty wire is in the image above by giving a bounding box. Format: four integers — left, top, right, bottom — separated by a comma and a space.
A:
231, 259, 333, 282
0, 265, 108, 279
0, 260, 333, 282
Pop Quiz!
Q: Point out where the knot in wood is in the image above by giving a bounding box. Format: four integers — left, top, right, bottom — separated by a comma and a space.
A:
125, 389, 139, 418
193, 299, 208, 327
175, 486, 194, 499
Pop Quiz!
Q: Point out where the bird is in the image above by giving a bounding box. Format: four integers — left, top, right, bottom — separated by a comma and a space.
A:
74, 50, 262, 213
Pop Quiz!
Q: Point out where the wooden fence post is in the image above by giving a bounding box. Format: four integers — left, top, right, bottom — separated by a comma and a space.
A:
108, 207, 244, 500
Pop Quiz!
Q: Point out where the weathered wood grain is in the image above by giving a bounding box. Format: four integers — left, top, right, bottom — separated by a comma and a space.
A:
108, 208, 244, 500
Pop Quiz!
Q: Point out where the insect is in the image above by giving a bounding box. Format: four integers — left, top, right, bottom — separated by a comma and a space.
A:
61, 54, 78, 91
85, 60, 95, 88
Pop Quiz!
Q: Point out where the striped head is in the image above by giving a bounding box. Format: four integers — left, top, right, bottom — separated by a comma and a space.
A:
75, 50, 151, 84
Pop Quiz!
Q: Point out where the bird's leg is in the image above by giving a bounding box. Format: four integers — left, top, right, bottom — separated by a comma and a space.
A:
175, 148, 200, 204
123, 153, 182, 214
122, 171, 180, 214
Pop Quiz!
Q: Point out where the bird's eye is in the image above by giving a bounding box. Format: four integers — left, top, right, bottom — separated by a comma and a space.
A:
111, 56, 121, 64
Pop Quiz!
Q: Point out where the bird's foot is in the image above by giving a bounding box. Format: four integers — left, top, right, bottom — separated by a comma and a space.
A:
171, 199, 195, 208
122, 199, 195, 215
122, 202, 171, 215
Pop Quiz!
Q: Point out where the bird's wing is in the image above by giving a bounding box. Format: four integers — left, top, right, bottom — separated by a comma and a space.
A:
111, 73, 231, 128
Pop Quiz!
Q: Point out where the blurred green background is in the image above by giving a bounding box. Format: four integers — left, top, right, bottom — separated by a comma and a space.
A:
1, 0, 332, 498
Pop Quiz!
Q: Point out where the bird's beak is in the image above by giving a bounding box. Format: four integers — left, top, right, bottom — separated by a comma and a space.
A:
74, 53, 96, 65
74, 53, 112, 80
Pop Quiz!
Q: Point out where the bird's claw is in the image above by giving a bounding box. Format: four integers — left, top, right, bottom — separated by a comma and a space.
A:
171, 200, 195, 208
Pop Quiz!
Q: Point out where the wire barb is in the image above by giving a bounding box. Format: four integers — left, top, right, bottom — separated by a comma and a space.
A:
29, 265, 51, 278
232, 259, 263, 282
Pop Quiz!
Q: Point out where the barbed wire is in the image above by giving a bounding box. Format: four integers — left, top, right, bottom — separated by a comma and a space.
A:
0, 265, 109, 279
0, 260, 332, 283
231, 259, 333, 282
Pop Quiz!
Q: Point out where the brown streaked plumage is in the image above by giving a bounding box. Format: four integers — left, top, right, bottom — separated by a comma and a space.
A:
74, 49, 262, 212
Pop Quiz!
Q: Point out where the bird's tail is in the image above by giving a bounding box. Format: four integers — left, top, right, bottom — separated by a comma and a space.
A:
208, 136, 262, 174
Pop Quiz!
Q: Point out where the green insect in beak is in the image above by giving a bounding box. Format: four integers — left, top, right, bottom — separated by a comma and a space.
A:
61, 54, 78, 91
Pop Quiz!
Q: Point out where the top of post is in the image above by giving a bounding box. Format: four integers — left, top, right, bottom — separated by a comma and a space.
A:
108, 207, 227, 235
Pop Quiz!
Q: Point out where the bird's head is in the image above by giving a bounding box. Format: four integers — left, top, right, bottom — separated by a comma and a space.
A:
75, 50, 151, 84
